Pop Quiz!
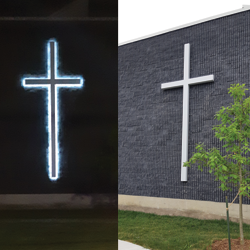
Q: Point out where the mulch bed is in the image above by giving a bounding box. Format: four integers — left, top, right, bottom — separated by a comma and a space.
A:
207, 238, 250, 249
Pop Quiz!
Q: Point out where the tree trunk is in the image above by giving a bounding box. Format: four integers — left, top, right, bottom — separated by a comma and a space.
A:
239, 193, 244, 245
238, 122, 244, 245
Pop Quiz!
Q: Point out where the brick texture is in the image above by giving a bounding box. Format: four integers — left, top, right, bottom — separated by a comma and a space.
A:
118, 10, 250, 204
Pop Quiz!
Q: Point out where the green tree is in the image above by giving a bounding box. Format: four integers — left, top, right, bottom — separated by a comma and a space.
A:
184, 84, 250, 245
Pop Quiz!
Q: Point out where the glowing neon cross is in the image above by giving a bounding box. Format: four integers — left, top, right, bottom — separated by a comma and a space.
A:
161, 43, 214, 182
22, 39, 84, 180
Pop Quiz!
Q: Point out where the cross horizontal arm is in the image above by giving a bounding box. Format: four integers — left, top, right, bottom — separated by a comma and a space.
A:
24, 79, 51, 85
161, 79, 185, 90
187, 74, 214, 85
161, 74, 214, 90
24, 78, 81, 86
54, 78, 81, 85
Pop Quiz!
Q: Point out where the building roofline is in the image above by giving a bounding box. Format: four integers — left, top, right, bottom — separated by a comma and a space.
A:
119, 5, 250, 47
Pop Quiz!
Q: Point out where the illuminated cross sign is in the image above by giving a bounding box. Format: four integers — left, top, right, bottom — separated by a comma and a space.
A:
161, 43, 214, 182
22, 39, 84, 180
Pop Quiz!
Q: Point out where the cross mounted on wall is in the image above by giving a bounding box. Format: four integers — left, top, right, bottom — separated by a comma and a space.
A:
161, 43, 214, 182
22, 39, 84, 181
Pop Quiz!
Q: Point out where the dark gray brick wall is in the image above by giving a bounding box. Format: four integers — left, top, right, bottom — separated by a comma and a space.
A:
118, 10, 250, 204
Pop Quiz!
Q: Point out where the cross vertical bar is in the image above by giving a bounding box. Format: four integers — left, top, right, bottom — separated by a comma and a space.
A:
181, 44, 190, 182
184, 44, 190, 80
50, 41, 56, 178
181, 84, 189, 181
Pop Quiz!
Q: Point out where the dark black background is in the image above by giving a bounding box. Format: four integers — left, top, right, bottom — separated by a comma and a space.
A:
0, 20, 117, 194
0, 0, 118, 17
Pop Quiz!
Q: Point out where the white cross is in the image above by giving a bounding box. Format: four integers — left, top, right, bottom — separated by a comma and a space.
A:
22, 40, 84, 181
161, 43, 214, 181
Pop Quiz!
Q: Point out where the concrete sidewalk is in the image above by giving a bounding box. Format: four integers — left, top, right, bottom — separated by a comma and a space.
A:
118, 240, 150, 250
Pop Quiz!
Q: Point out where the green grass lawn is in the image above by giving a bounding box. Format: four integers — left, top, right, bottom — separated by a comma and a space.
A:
118, 210, 250, 250
0, 208, 117, 250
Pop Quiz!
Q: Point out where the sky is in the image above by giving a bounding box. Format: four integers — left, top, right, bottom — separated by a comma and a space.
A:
119, 0, 250, 45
